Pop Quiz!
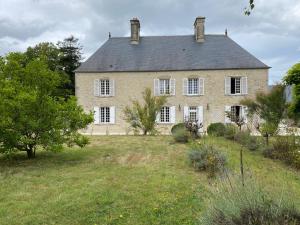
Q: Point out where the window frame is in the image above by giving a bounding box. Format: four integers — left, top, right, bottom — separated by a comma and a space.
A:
99, 106, 110, 124
160, 106, 171, 123
187, 78, 199, 96
188, 106, 198, 122
230, 77, 241, 95
100, 79, 110, 96
159, 79, 170, 95
230, 105, 242, 121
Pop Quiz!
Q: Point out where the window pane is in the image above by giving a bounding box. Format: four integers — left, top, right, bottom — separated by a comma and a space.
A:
188, 78, 198, 95
235, 78, 241, 94
106, 107, 110, 122
231, 78, 236, 94
189, 106, 197, 122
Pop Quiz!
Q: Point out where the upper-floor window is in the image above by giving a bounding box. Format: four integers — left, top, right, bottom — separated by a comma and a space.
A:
188, 78, 199, 95
225, 76, 247, 95
154, 78, 175, 96
183, 77, 204, 96
94, 79, 115, 97
159, 79, 170, 95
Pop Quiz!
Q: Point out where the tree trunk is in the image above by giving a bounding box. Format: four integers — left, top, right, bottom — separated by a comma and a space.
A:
265, 134, 269, 146
26, 148, 35, 159
240, 147, 245, 187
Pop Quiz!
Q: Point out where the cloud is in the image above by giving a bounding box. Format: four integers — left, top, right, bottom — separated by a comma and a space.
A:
0, 0, 299, 84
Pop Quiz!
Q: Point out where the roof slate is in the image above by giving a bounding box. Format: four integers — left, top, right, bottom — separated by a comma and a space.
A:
76, 35, 269, 72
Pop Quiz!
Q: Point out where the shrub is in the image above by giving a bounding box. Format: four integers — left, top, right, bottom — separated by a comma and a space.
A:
200, 183, 300, 225
224, 124, 238, 140
188, 144, 227, 177
234, 130, 260, 151
263, 136, 300, 169
207, 123, 226, 136
171, 123, 185, 135
173, 127, 190, 143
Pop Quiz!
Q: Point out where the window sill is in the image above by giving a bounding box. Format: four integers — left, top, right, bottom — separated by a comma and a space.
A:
157, 122, 174, 125
95, 95, 114, 98
227, 94, 247, 96
185, 94, 203, 96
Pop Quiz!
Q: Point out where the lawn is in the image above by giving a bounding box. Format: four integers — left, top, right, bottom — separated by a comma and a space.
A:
0, 136, 299, 225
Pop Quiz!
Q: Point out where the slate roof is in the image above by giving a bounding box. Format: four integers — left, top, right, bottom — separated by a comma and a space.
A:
76, 35, 269, 72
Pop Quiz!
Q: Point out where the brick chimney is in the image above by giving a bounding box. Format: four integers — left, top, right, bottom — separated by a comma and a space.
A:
194, 17, 205, 42
130, 18, 140, 44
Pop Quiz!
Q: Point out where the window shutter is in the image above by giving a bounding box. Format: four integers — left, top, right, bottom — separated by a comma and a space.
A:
153, 79, 159, 96
197, 106, 204, 131
170, 106, 176, 123
241, 77, 248, 95
109, 80, 115, 96
170, 79, 176, 95
183, 78, 188, 95
94, 106, 99, 124
183, 106, 189, 121
155, 110, 161, 123
110, 106, 115, 124
242, 106, 248, 123
225, 77, 231, 95
225, 106, 231, 123
94, 79, 100, 96
199, 78, 204, 95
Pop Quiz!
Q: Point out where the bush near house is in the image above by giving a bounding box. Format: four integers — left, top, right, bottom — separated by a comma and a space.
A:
200, 182, 300, 225
188, 144, 227, 178
171, 123, 185, 135
224, 124, 238, 140
172, 126, 190, 143
234, 130, 260, 151
207, 123, 226, 137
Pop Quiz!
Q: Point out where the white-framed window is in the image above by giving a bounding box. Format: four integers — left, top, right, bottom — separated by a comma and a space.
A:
100, 107, 110, 123
160, 106, 170, 123
159, 79, 170, 95
100, 79, 110, 96
231, 77, 241, 94
225, 76, 247, 95
154, 78, 175, 96
94, 79, 115, 97
188, 78, 199, 95
188, 106, 198, 122
225, 105, 247, 123
230, 105, 242, 120
93, 106, 115, 124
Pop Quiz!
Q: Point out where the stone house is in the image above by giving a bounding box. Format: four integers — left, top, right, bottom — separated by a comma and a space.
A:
75, 17, 269, 135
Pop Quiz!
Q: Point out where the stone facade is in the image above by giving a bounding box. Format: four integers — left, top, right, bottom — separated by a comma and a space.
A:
75, 69, 268, 135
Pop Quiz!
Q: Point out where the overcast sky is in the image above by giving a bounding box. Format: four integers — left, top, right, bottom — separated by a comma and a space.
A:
0, 0, 299, 84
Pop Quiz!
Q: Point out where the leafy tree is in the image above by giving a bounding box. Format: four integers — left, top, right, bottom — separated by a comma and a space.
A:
225, 111, 245, 131
57, 36, 83, 95
0, 53, 93, 159
240, 85, 286, 145
284, 63, 300, 124
123, 88, 167, 135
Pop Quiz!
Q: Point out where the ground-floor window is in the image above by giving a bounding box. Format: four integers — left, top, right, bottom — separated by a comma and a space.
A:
188, 106, 198, 122
160, 106, 170, 123
230, 105, 242, 121
100, 107, 110, 123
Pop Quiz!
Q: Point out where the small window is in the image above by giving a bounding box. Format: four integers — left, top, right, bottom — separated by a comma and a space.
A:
159, 79, 170, 95
188, 78, 199, 95
230, 77, 241, 94
100, 79, 110, 96
160, 106, 170, 123
230, 105, 242, 121
188, 106, 198, 122
100, 107, 110, 123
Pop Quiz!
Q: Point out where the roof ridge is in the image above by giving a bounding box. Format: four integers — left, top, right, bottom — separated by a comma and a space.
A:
109, 34, 226, 39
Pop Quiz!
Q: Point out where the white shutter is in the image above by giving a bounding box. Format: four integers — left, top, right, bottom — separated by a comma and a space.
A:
241, 77, 248, 95
225, 106, 231, 123
199, 78, 204, 95
225, 77, 231, 95
94, 106, 99, 124
170, 79, 176, 95
170, 106, 176, 123
242, 106, 248, 123
154, 79, 159, 96
197, 106, 204, 131
183, 106, 189, 121
94, 79, 100, 96
109, 80, 115, 96
155, 110, 161, 123
110, 106, 115, 124
183, 78, 188, 95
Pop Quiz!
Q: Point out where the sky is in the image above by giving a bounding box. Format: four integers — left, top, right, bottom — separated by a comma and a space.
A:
0, 0, 299, 84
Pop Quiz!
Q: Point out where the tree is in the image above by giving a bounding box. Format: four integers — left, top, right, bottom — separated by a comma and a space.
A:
245, 0, 255, 15
284, 63, 300, 124
225, 111, 245, 131
123, 88, 167, 135
57, 36, 83, 95
0, 53, 93, 159
240, 85, 286, 145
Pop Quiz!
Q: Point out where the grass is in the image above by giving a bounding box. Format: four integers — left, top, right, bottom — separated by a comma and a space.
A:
0, 136, 299, 225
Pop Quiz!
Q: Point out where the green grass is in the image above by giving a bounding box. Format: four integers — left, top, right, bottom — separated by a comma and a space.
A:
0, 136, 299, 225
